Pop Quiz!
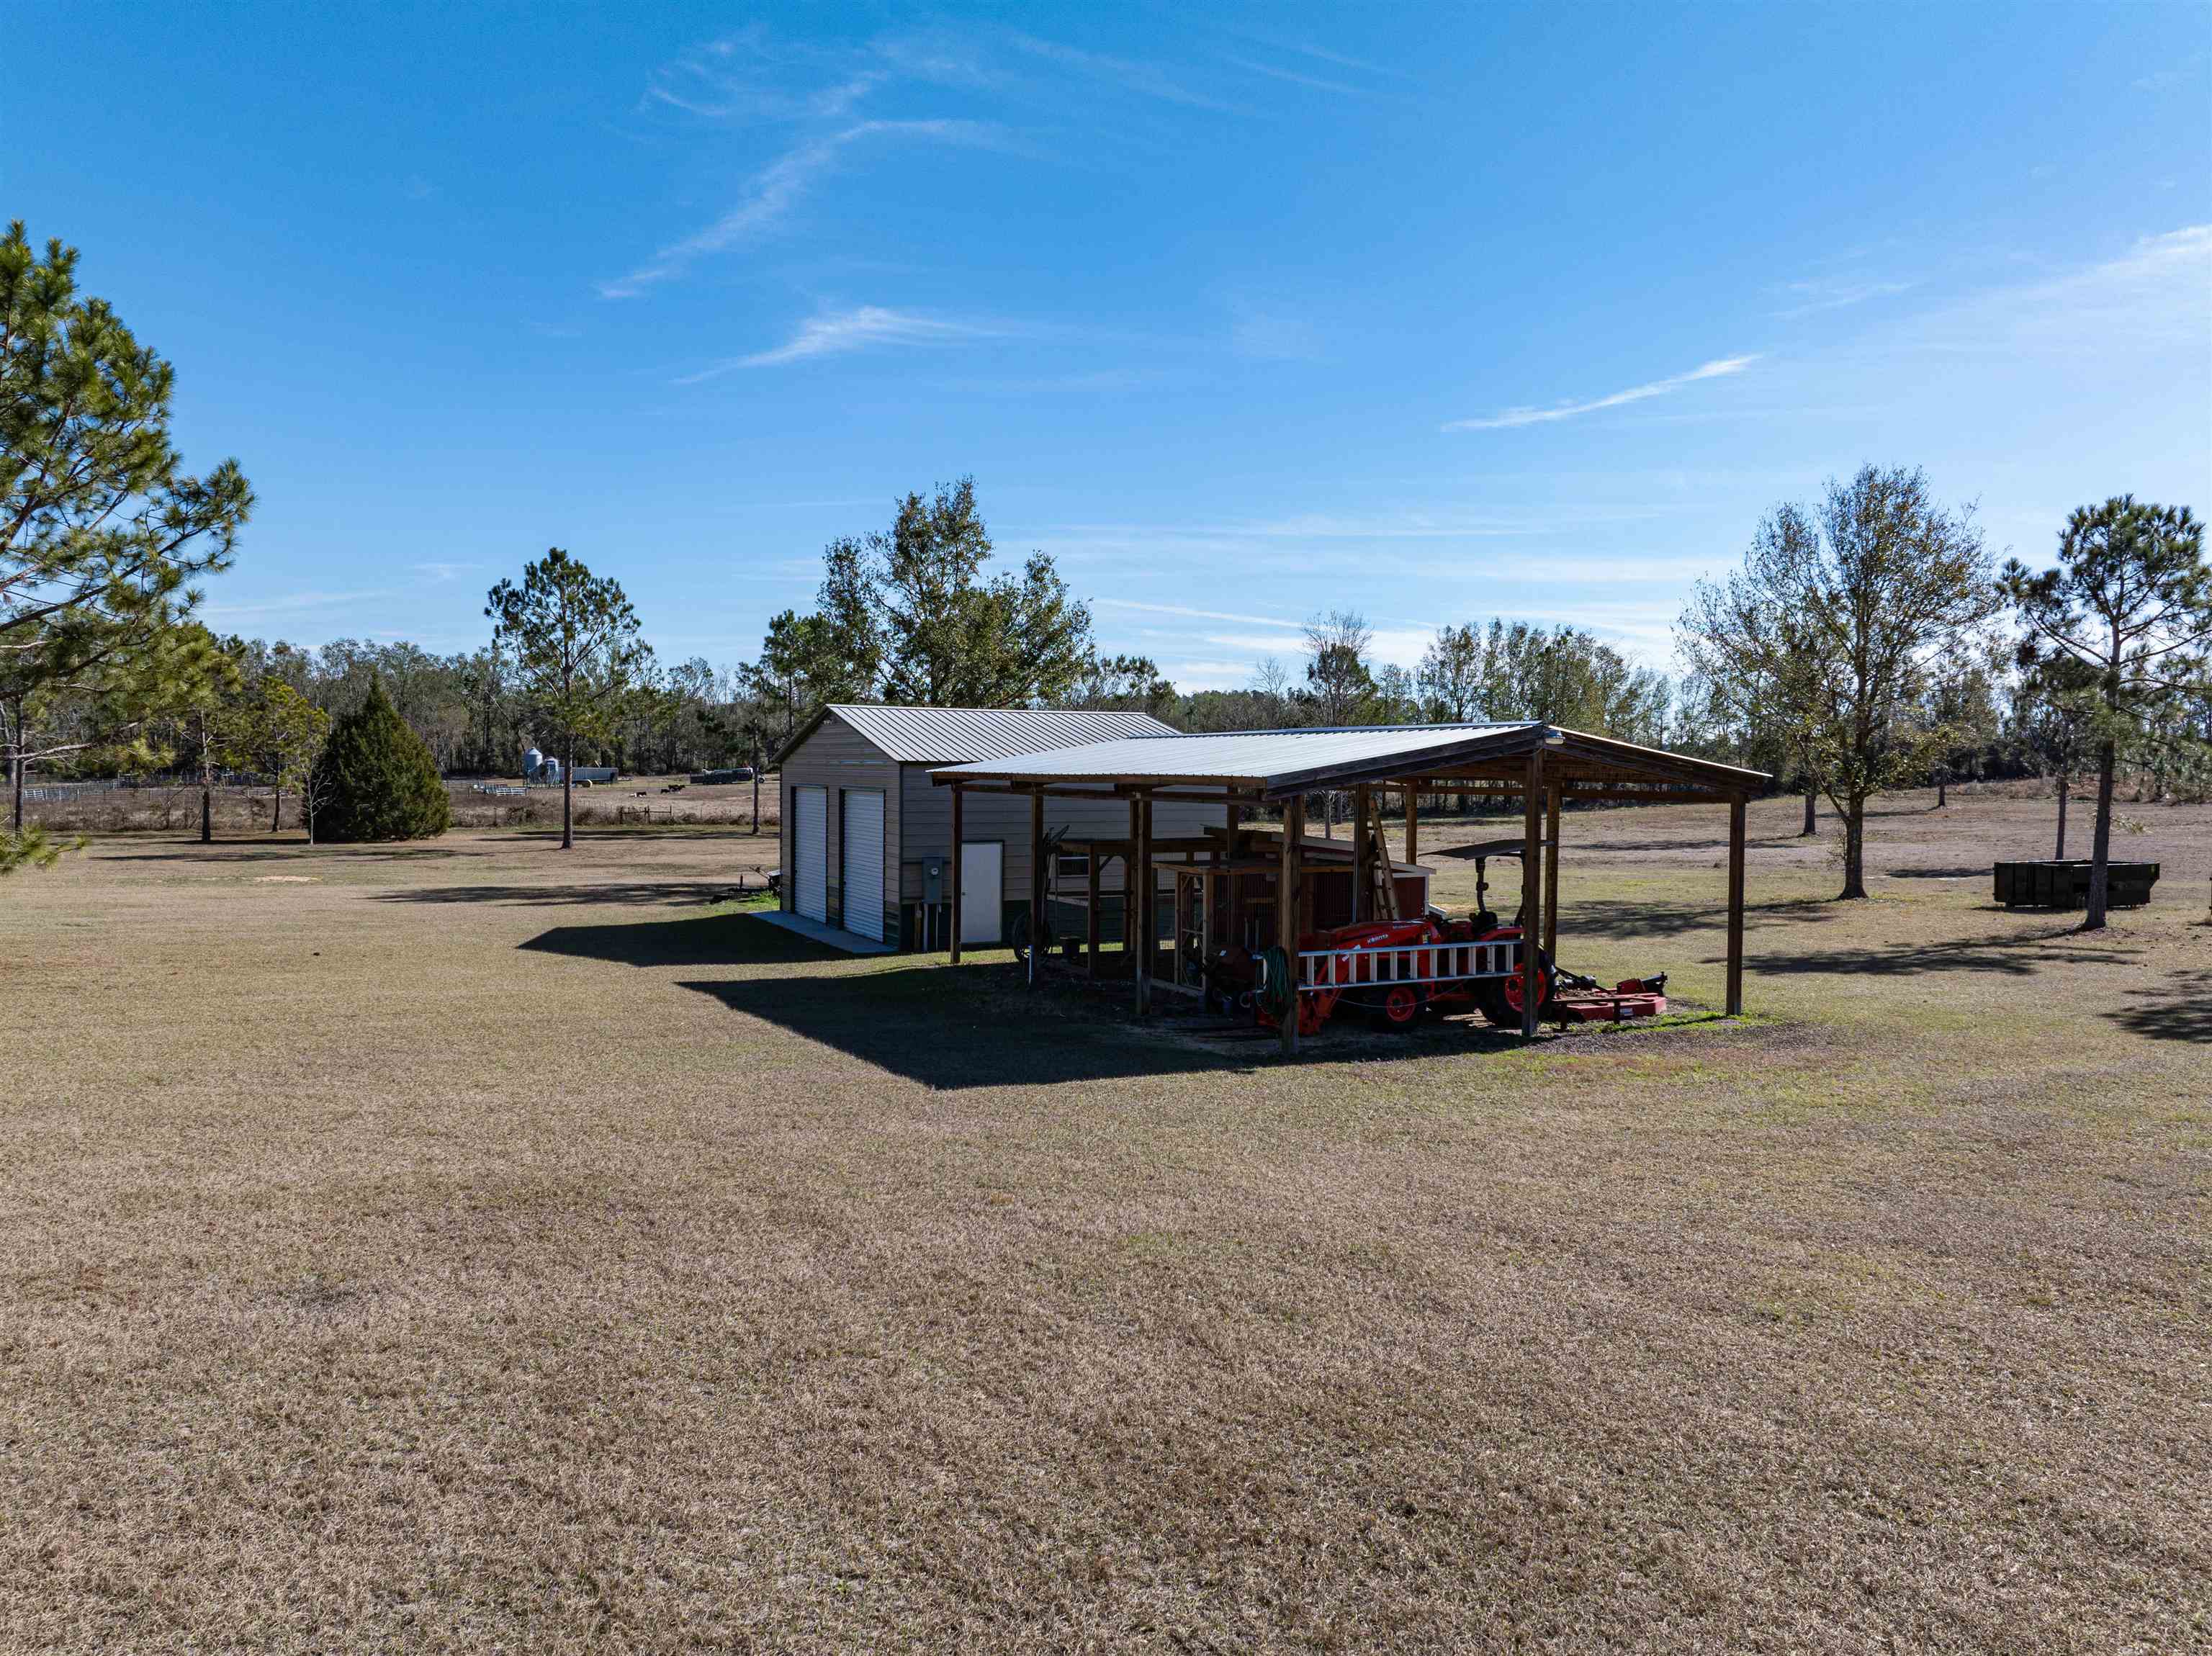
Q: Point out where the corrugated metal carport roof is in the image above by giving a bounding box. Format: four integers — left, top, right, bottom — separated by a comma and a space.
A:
932, 722, 1770, 798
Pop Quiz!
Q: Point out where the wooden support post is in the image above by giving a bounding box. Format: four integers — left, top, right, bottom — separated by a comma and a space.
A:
1223, 799, 1244, 952
948, 783, 964, 964
1521, 749, 1545, 1041
1086, 844, 1100, 977
1726, 793, 1747, 1017
1542, 780, 1561, 961
1125, 798, 1140, 969
1135, 792, 1154, 1016
1352, 784, 1370, 921
1279, 795, 1304, 1058
1028, 787, 1045, 989
1403, 784, 1419, 867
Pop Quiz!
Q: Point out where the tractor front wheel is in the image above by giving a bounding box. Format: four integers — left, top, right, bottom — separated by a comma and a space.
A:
1368, 984, 1426, 1032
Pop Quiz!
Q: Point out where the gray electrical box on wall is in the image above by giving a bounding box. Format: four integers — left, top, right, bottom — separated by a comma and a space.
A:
922, 858, 943, 903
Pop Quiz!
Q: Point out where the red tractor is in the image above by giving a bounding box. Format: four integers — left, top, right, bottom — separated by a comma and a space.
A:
1249, 907, 1666, 1036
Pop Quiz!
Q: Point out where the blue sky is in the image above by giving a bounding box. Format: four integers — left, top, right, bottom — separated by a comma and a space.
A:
7, 2, 2208, 689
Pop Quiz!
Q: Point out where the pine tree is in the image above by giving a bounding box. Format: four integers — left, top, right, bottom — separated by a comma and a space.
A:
2003, 497, 2209, 928
308, 674, 451, 842
486, 549, 655, 851
2, 222, 253, 820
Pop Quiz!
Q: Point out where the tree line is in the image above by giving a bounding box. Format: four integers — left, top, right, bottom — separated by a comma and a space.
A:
6, 216, 2208, 919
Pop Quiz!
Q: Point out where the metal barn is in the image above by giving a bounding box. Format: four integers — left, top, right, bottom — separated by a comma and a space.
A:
770, 704, 1231, 952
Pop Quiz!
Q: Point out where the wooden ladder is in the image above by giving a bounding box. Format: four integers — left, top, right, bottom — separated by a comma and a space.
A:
1356, 790, 1400, 920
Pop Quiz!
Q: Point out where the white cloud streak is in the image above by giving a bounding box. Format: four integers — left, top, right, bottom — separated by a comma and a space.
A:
1092, 597, 1305, 628
676, 306, 1006, 381
1773, 278, 1915, 318
600, 119, 1001, 298
1442, 354, 1761, 432
1894, 223, 2210, 358
1220, 55, 1374, 98
1008, 33, 1233, 110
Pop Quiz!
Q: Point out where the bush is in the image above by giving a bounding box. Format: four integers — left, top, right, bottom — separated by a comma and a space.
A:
309, 675, 452, 842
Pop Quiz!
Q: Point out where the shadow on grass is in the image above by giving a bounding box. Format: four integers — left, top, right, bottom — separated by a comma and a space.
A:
1885, 865, 1991, 880
503, 827, 770, 844
677, 968, 1254, 1088
2102, 974, 2212, 1044
103, 843, 481, 863
385, 881, 752, 909
1553, 836, 1809, 856
1754, 924, 2140, 979
522, 912, 828, 967
1561, 896, 1843, 941
525, 914, 1550, 1083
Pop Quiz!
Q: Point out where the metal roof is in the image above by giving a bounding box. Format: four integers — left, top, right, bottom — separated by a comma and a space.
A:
930, 721, 1771, 798
798, 703, 1181, 765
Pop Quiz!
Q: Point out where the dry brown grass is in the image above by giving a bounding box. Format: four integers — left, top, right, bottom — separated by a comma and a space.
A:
22, 773, 782, 836
1, 788, 2205, 1652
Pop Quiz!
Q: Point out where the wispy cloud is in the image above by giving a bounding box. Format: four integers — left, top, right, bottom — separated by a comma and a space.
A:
1218, 25, 1406, 80
601, 118, 1002, 298
1220, 55, 1374, 98
1890, 223, 2210, 358
1773, 277, 1915, 318
1230, 307, 1322, 361
1093, 597, 1305, 628
2131, 53, 2205, 91
676, 306, 1007, 381
200, 590, 397, 621
1442, 355, 1760, 432
1009, 33, 1233, 111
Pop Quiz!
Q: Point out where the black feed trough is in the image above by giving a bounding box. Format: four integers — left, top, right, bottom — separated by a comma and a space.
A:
1992, 860, 2159, 909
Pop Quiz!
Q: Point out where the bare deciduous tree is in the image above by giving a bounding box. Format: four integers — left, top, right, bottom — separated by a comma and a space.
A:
1681, 466, 1996, 899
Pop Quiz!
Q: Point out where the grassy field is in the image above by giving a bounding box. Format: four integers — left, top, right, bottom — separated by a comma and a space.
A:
20, 771, 783, 837
2, 788, 2206, 1652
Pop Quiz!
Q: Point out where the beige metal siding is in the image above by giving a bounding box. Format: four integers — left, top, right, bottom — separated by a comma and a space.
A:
899, 768, 1224, 898
776, 712, 901, 934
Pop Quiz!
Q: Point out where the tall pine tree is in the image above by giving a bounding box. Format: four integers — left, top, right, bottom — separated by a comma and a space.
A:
2, 222, 253, 843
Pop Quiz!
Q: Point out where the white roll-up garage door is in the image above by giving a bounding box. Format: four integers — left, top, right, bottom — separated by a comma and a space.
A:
841, 789, 886, 941
793, 786, 827, 922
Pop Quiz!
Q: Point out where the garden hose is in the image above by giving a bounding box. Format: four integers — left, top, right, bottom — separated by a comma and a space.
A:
1257, 946, 1298, 1022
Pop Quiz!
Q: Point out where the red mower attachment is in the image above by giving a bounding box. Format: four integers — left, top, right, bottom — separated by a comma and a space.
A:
1543, 971, 1669, 1024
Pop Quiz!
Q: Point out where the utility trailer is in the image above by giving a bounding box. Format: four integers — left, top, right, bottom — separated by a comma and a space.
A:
1993, 859, 2159, 909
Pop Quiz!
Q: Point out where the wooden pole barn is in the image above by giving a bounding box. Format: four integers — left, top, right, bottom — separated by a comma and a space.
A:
932, 723, 1767, 1052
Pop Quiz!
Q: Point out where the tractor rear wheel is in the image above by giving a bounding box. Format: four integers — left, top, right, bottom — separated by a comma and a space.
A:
1474, 953, 1554, 1027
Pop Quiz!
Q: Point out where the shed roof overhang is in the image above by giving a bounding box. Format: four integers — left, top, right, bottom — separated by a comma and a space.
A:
930, 722, 1769, 801
770, 702, 1182, 770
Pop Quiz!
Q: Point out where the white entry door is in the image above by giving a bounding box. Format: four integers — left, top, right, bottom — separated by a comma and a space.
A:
959, 840, 1002, 946
793, 786, 827, 922
841, 789, 886, 941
